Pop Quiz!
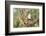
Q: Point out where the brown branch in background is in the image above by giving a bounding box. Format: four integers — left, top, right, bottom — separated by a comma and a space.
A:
32, 19, 39, 24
